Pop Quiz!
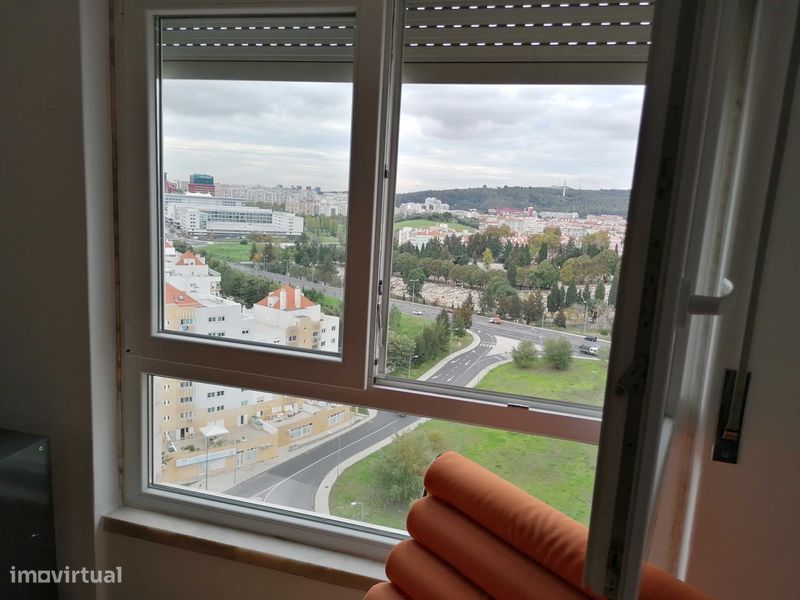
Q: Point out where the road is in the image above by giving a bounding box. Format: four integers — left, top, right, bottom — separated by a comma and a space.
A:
219, 275, 610, 513
225, 410, 415, 510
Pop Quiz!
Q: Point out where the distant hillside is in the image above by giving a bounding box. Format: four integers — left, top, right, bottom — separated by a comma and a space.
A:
396, 186, 630, 217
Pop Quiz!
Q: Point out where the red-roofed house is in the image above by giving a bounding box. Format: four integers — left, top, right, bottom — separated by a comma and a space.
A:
251, 285, 339, 351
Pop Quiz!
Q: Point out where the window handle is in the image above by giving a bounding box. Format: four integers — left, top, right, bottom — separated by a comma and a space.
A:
687, 277, 734, 315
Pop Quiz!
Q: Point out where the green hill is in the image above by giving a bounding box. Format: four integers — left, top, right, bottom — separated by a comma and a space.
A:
395, 186, 630, 218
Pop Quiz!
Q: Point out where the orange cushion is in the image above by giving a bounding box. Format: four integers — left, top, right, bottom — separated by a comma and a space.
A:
386, 539, 490, 600
407, 495, 590, 599
423, 451, 711, 600
364, 582, 409, 600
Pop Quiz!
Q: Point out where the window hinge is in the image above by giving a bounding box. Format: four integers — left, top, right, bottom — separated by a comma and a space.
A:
712, 368, 751, 464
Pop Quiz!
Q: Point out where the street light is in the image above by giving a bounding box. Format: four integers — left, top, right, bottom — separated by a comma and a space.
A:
408, 353, 419, 379
409, 279, 419, 307
350, 501, 365, 522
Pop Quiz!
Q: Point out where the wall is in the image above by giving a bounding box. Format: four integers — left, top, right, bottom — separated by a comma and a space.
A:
102, 534, 363, 600
0, 1, 117, 598
683, 52, 800, 598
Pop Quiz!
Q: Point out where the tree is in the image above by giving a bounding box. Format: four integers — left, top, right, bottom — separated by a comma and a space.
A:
506, 262, 518, 287
452, 310, 467, 338
482, 247, 494, 268
403, 267, 426, 300
543, 338, 573, 370
479, 288, 496, 315
547, 287, 562, 314
565, 282, 578, 307
388, 305, 402, 331
249, 242, 258, 261
511, 340, 537, 368
522, 291, 545, 324
461, 294, 475, 328
530, 260, 559, 290
554, 311, 567, 328
594, 282, 606, 303
373, 431, 431, 505
608, 274, 619, 306
434, 309, 451, 350
387, 331, 415, 372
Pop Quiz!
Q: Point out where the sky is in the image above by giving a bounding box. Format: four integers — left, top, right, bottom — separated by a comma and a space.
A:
162, 80, 644, 193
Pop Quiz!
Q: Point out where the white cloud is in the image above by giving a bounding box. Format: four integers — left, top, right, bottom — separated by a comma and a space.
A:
161, 80, 643, 192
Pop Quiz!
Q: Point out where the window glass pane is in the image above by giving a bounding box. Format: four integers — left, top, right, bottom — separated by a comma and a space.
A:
380, 3, 648, 407
158, 15, 353, 355
152, 376, 596, 528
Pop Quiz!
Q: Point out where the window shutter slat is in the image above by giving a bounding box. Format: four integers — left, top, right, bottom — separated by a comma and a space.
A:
403, 1, 654, 83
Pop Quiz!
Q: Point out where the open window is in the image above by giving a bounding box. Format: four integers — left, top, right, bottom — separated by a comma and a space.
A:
115, 0, 777, 591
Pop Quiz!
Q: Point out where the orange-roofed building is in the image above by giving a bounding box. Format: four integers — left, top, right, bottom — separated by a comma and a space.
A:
251, 285, 339, 351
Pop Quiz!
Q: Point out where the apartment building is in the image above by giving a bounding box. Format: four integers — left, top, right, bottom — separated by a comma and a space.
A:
154, 378, 355, 485
164, 250, 222, 297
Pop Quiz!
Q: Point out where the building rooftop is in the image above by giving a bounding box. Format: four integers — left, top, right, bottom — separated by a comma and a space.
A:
164, 283, 203, 307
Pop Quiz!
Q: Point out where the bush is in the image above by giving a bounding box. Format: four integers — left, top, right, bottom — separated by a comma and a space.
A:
373, 431, 432, 505
554, 311, 567, 328
543, 338, 573, 370
511, 340, 537, 369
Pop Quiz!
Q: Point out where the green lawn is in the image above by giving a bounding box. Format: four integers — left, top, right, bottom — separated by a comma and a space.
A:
393, 219, 476, 233
477, 358, 608, 407
329, 419, 597, 529
199, 241, 252, 262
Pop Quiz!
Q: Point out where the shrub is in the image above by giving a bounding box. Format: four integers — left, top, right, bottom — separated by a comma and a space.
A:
511, 340, 537, 369
543, 338, 573, 370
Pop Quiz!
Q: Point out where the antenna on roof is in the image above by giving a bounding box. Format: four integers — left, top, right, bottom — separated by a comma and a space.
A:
562, 179, 567, 198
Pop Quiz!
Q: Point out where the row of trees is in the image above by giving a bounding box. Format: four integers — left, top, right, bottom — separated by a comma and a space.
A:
393, 227, 620, 302
204, 257, 277, 307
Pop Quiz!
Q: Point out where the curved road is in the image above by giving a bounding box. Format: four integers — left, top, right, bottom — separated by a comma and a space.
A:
225, 410, 416, 510
219, 276, 609, 513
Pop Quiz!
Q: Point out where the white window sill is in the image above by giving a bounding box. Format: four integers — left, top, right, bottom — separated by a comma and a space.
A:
103, 507, 386, 591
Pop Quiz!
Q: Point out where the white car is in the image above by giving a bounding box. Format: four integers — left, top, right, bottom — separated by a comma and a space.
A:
411, 310, 423, 315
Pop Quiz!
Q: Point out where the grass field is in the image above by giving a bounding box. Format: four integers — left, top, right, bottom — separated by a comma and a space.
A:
199, 241, 252, 262
329, 419, 598, 529
393, 219, 476, 233
477, 359, 607, 407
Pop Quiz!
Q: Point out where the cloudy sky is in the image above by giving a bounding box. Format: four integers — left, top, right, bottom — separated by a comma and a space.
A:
163, 80, 644, 193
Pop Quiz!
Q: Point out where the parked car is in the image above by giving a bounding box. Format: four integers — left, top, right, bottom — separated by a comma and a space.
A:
490, 316, 502, 324
578, 344, 599, 356
584, 335, 598, 342
412, 310, 423, 315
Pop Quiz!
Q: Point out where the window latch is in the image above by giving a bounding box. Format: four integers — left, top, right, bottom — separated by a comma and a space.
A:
687, 277, 734, 315
712, 368, 751, 463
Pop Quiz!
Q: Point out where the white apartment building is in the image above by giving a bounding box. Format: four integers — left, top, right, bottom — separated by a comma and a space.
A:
246, 285, 339, 352
164, 250, 221, 296
168, 204, 304, 238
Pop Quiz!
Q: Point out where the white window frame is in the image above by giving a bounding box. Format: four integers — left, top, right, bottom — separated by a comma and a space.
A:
115, 0, 725, 566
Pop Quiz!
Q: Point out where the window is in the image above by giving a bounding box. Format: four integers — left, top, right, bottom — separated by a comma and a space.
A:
119, 0, 742, 584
